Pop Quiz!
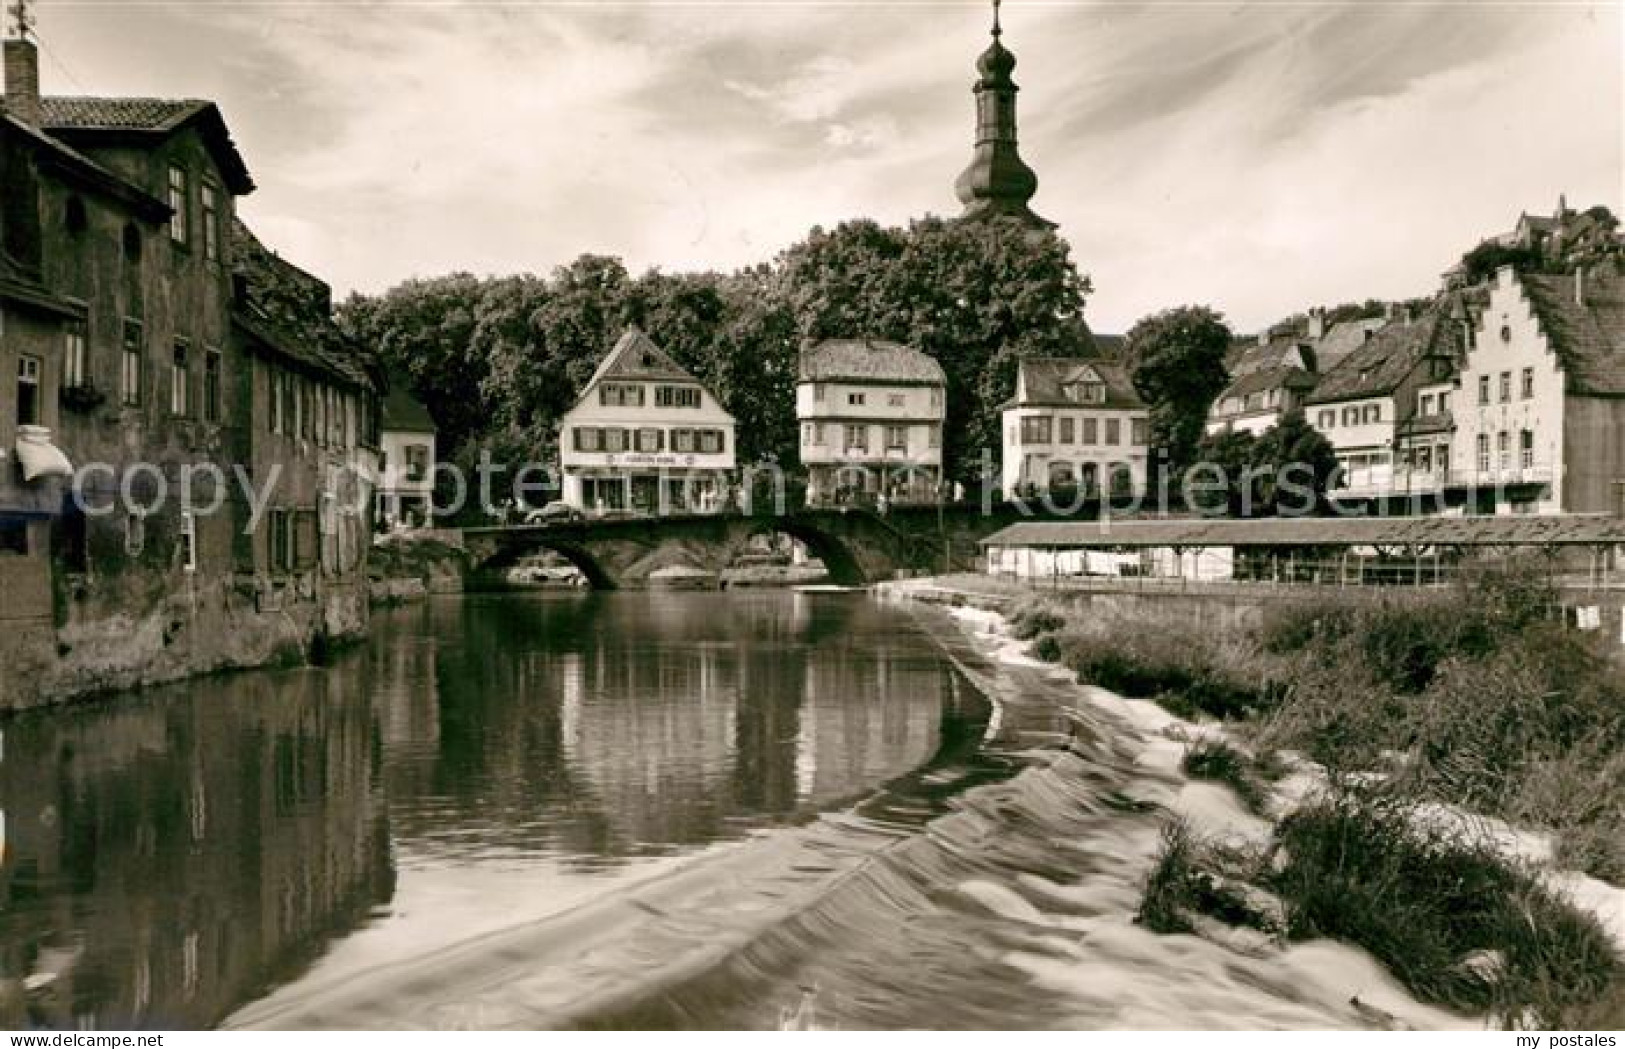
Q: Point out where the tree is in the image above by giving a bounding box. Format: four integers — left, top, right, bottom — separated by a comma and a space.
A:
1123, 306, 1233, 484
1248, 409, 1339, 515
1190, 427, 1257, 516
1458, 239, 1543, 286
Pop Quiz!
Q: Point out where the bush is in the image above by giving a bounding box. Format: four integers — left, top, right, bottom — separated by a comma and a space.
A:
1029, 633, 1063, 663
1057, 629, 1264, 720
1182, 738, 1268, 813
1272, 792, 1623, 1027
1009, 601, 1069, 641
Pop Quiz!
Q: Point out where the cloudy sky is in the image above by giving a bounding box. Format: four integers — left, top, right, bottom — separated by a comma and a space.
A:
29, 0, 1622, 332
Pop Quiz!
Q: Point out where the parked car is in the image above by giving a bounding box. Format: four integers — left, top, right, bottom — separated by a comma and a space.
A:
524, 502, 583, 525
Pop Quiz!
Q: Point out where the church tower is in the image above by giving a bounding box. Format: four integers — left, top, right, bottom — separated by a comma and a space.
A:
953, 0, 1052, 228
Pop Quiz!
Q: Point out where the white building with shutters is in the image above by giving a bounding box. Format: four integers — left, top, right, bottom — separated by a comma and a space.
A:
558, 328, 736, 514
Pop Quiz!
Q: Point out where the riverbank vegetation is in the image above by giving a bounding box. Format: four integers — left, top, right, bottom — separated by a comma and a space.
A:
1001, 562, 1625, 1025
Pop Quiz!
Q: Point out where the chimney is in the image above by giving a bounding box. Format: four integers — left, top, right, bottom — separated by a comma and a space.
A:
2, 37, 41, 126
1307, 307, 1326, 341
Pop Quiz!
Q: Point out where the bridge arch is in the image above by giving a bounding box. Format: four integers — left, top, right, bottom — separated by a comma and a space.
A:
472, 536, 620, 590
733, 518, 870, 587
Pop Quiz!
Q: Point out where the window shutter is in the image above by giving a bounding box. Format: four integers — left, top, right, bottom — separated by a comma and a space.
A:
295, 509, 319, 569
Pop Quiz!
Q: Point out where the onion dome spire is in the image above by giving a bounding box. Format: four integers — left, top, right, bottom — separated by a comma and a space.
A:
954, 0, 1052, 228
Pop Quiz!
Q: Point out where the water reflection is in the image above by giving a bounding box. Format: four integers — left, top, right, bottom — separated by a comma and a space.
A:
0, 669, 391, 1030
1, 591, 975, 1029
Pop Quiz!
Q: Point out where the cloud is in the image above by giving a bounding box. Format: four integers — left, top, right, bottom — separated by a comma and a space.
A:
31, 0, 1621, 334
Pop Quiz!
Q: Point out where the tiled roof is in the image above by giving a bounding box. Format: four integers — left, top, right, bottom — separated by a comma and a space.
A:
799, 339, 945, 384
230, 219, 372, 389
1306, 311, 1444, 405
980, 514, 1625, 550
382, 376, 437, 434
1009, 357, 1143, 410
1313, 317, 1387, 372
1217, 365, 1316, 403
1520, 270, 1625, 396
587, 328, 705, 387
34, 95, 254, 195
40, 96, 210, 132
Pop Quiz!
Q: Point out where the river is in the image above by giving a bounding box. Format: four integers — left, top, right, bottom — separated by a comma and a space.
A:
0, 591, 1464, 1030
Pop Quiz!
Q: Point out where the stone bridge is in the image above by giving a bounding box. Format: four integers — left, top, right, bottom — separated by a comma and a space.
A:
459, 504, 1086, 589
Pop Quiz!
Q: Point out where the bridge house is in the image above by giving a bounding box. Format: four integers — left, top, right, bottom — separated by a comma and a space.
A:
559, 328, 736, 515
797, 338, 946, 507
1001, 357, 1149, 499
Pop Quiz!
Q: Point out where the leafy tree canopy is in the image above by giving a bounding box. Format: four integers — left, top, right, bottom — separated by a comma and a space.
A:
1123, 305, 1233, 479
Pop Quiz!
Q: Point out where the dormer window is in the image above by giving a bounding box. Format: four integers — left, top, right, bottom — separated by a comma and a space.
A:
1064, 380, 1106, 404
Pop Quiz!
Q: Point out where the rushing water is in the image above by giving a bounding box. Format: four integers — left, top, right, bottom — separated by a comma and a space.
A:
0, 590, 1470, 1031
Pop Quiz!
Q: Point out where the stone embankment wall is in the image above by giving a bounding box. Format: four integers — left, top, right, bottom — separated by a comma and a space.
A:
367, 531, 469, 606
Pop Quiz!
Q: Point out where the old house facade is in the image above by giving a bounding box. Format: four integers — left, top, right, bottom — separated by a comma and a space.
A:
1452, 265, 1625, 514
0, 34, 375, 709
377, 374, 437, 528
797, 339, 946, 506
558, 328, 736, 514
1001, 357, 1149, 499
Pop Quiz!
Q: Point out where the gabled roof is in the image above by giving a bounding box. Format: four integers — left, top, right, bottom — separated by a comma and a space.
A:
1520, 270, 1625, 396
1216, 366, 1317, 404
585, 327, 702, 387
1306, 310, 1448, 405
382, 376, 437, 434
1, 112, 169, 221
799, 338, 945, 385
230, 219, 372, 390
1008, 357, 1143, 410
37, 96, 254, 195
1313, 317, 1388, 372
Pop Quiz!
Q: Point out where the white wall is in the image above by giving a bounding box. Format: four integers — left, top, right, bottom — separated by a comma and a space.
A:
1001, 406, 1150, 497
797, 381, 944, 468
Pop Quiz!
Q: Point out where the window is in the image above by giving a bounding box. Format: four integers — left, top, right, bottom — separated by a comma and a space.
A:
167, 165, 189, 245
1439, 392, 1451, 414
1520, 429, 1534, 470
1342, 407, 1358, 426
1366, 404, 1381, 424
0, 517, 28, 556
1318, 410, 1335, 429
1131, 418, 1148, 445
201, 182, 220, 262
1082, 418, 1098, 444
672, 429, 696, 453
928, 425, 940, 449
200, 350, 221, 423
269, 509, 293, 572
1020, 416, 1052, 444
1420, 393, 1435, 416
599, 384, 643, 408
270, 371, 285, 434
1500, 324, 1512, 343
884, 425, 907, 451
635, 428, 663, 453
655, 385, 701, 409
1499, 371, 1511, 403
405, 444, 429, 481
65, 196, 88, 235
848, 392, 866, 407
1521, 367, 1534, 400
16, 355, 41, 426
64, 321, 87, 388
1478, 375, 1490, 405
803, 422, 822, 446
574, 427, 603, 452
1105, 418, 1121, 445
122, 223, 143, 264
121, 319, 143, 405
603, 428, 629, 453
844, 424, 868, 451
887, 393, 905, 408
1076, 381, 1106, 404
170, 340, 190, 416
814, 383, 826, 402
1497, 431, 1510, 470
929, 388, 942, 410
697, 429, 724, 454
1059, 417, 1075, 443
180, 510, 197, 573
125, 511, 146, 557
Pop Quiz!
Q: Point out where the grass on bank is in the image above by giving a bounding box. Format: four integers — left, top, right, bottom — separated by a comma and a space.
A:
1139, 790, 1622, 1028
1006, 565, 1625, 1026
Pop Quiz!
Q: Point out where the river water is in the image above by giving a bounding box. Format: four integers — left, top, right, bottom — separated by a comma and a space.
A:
0, 591, 1466, 1031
